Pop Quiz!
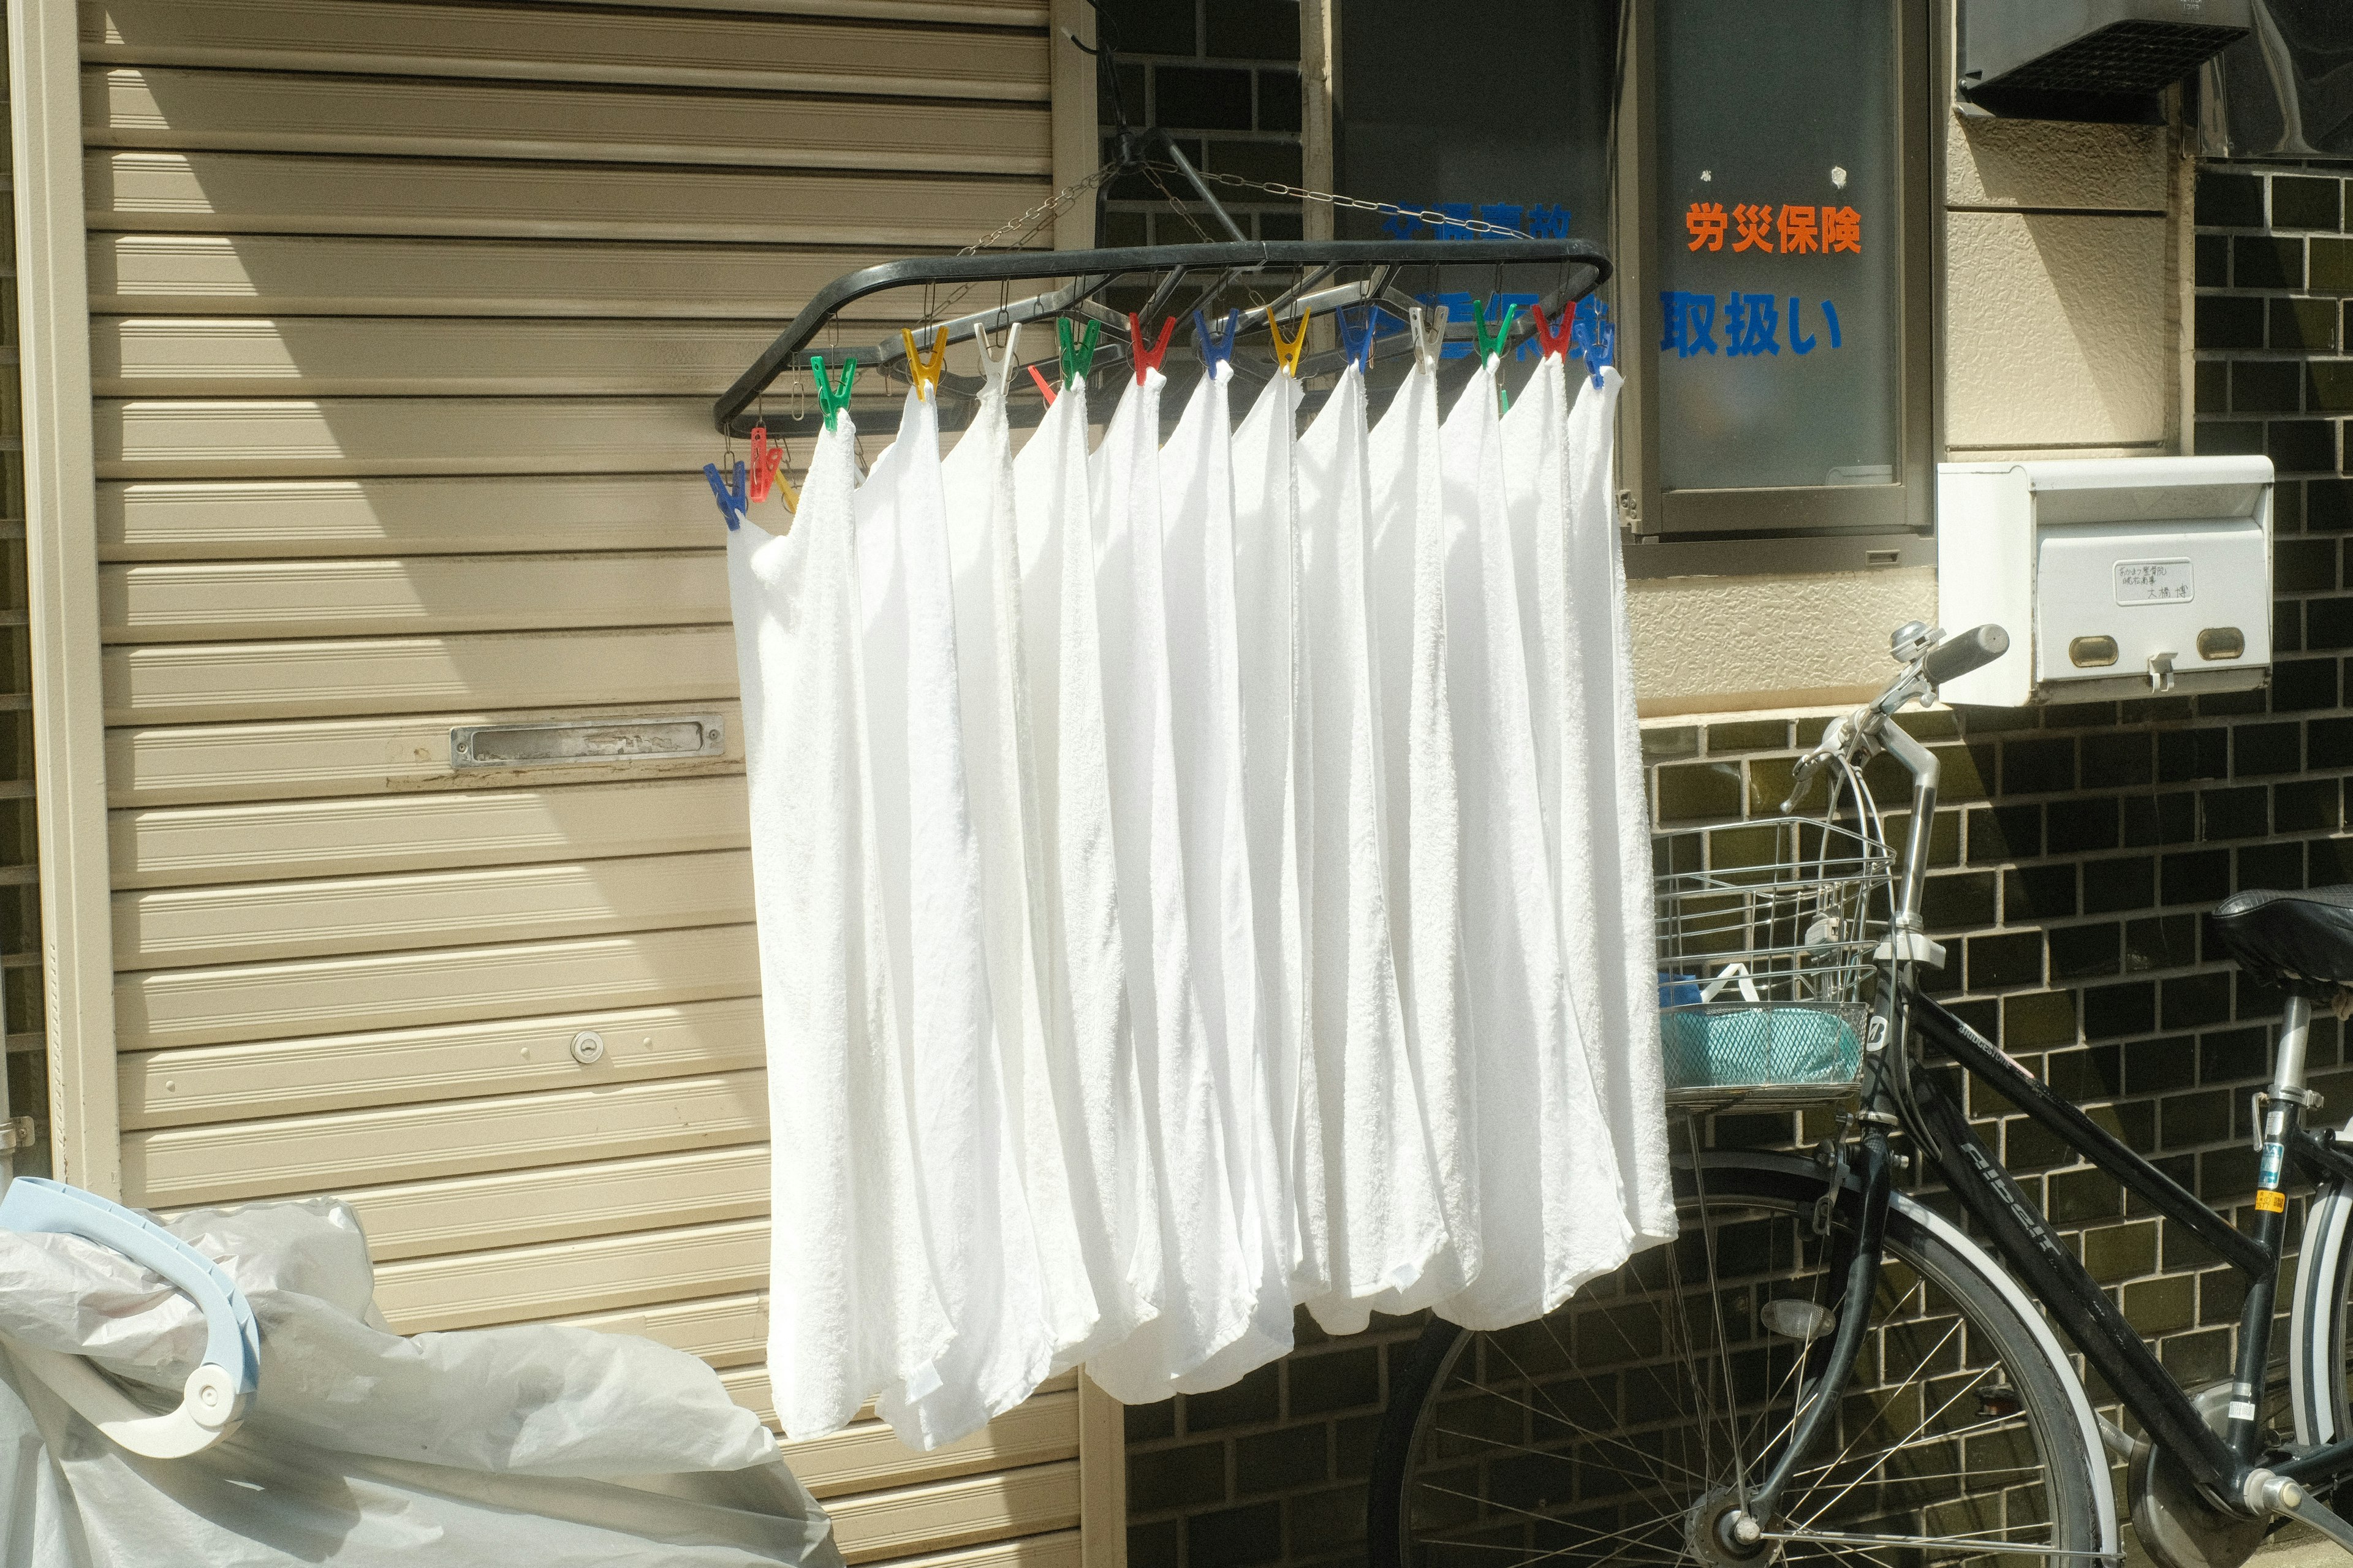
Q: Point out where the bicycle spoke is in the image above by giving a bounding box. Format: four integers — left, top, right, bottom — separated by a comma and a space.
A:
1440, 1371, 1712, 1487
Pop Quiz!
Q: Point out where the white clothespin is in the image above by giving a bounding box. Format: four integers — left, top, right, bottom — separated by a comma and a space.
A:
1410, 305, 1450, 376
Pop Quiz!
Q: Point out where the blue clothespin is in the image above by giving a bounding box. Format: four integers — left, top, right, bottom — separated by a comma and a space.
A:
1337, 306, 1374, 372
1571, 300, 1615, 390
703, 458, 748, 531
1191, 308, 1239, 375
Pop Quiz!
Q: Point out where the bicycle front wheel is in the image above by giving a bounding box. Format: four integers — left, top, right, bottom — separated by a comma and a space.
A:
1368, 1152, 2112, 1568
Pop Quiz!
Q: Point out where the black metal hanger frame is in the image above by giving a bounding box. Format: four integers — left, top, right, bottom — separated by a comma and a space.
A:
711, 237, 1612, 438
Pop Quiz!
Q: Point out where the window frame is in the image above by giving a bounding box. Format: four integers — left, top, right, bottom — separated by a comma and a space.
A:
1615, 0, 1942, 574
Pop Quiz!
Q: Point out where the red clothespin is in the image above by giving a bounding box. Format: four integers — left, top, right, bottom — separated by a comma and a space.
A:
746, 425, 776, 502
1531, 299, 1577, 361
1027, 363, 1058, 406
1129, 312, 1176, 385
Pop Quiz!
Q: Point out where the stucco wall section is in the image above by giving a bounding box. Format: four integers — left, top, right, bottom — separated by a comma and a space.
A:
1945, 209, 2169, 449
1945, 113, 2167, 211
1627, 567, 1938, 714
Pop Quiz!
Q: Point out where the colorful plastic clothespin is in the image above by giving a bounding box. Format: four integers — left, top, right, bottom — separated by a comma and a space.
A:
1128, 313, 1176, 387
811, 355, 857, 432
1027, 363, 1058, 405
900, 327, 948, 401
1571, 300, 1615, 389
1337, 306, 1374, 372
1408, 305, 1449, 376
747, 425, 774, 502
1056, 317, 1102, 387
1530, 299, 1577, 362
1472, 297, 1517, 365
1269, 308, 1310, 376
1192, 308, 1240, 375
974, 322, 1020, 401
702, 458, 748, 532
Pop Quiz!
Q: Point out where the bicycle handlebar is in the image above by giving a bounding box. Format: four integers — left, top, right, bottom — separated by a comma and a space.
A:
1920, 623, 2009, 688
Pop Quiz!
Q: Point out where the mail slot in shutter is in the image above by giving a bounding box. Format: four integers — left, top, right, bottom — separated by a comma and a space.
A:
1934, 455, 2274, 706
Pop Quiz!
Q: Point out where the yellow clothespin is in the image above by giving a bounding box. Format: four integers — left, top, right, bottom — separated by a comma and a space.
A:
1270, 308, 1311, 376
901, 327, 948, 401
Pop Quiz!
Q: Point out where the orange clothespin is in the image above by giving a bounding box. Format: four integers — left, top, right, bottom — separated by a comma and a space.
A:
1128, 312, 1176, 385
1531, 298, 1577, 361
747, 425, 776, 502
1027, 363, 1058, 405
900, 327, 948, 401
1270, 308, 1311, 376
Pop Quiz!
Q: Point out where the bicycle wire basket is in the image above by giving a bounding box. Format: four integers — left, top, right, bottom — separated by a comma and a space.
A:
1653, 776, 1895, 1110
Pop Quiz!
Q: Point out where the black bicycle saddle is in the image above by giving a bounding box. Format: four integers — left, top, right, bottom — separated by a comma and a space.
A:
2211, 885, 2353, 996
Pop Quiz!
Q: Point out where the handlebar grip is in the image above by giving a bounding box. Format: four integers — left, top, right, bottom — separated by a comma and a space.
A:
1921, 623, 2009, 686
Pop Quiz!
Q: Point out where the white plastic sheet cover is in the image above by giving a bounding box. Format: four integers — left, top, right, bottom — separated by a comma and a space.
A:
0, 1197, 836, 1567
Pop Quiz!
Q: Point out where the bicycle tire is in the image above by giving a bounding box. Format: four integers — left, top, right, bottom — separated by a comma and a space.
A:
2289, 1156, 2353, 1455
1366, 1152, 2115, 1568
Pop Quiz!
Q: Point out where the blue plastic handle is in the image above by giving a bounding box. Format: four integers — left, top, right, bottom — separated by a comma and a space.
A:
0, 1178, 259, 1394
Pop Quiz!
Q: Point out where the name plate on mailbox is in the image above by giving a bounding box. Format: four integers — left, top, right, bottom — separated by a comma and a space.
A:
451, 715, 725, 770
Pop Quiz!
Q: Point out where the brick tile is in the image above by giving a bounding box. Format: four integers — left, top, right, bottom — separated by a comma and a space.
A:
2005, 863, 2078, 920
1655, 761, 1740, 822
2049, 1167, 2120, 1222
1257, 70, 1303, 133
2043, 699, 2116, 730
1255, 210, 1303, 241
1191, 1500, 1283, 1567
2196, 233, 2230, 287
1234, 1426, 1328, 1494
1156, 66, 1256, 129
1131, 1440, 1228, 1513
2273, 295, 2341, 353
1642, 725, 1699, 763
2272, 655, 2339, 710
1129, 1519, 1181, 1568
2198, 1025, 2270, 1085
2237, 235, 2306, 289
2123, 791, 2197, 847
1332, 1414, 1381, 1480
2313, 362, 2353, 414
2281, 479, 2311, 532
2235, 359, 2301, 412
2237, 839, 2305, 892
1966, 930, 2042, 991
2047, 1044, 2123, 1099
2199, 419, 2266, 455
2080, 732, 2153, 789
2157, 727, 2229, 782
2082, 854, 2156, 914
2233, 720, 2302, 775
2162, 1326, 2234, 1383
1188, 1363, 1280, 1430
2198, 687, 2269, 718
2003, 1115, 2073, 1171
2278, 778, 2341, 832
2197, 358, 2229, 414
1922, 871, 1998, 930
2048, 922, 2122, 980
2321, 238, 2353, 294
2202, 1144, 2260, 1203
2196, 294, 2265, 349
2000, 737, 2075, 794
1101, 0, 1199, 53
2123, 1273, 2197, 1335
2311, 836, 2353, 885
2085, 980, 2157, 1039
2082, 1219, 2158, 1281
2004, 990, 2078, 1050
2315, 477, 2353, 531
2048, 795, 2120, 852
2165, 971, 2234, 1030
2200, 784, 2268, 839
2314, 715, 2353, 767
2200, 1269, 2249, 1327
2279, 597, 2307, 653
1287, 1346, 1379, 1415
1129, 1400, 1179, 1442
2276, 175, 2343, 230
2163, 849, 2231, 906
2277, 537, 2341, 593
1707, 718, 1790, 753
1896, 708, 1964, 740
2129, 1035, 2197, 1094
2198, 170, 2266, 227
2126, 914, 2200, 972
1969, 803, 2042, 862
1205, 0, 1299, 61
1284, 1485, 1368, 1553
2268, 419, 2338, 472
1930, 742, 1996, 803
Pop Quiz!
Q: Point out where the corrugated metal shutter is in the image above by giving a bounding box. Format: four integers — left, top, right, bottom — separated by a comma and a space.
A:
82, 1, 1099, 1559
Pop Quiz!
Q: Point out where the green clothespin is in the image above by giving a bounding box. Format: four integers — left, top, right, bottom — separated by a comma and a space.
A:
1472, 297, 1517, 365
812, 355, 857, 432
1057, 317, 1102, 387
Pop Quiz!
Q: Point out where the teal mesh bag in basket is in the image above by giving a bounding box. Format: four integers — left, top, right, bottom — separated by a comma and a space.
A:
1654, 816, 1890, 1107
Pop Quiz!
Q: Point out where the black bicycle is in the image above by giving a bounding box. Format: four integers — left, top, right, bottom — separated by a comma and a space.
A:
1370, 621, 2353, 1568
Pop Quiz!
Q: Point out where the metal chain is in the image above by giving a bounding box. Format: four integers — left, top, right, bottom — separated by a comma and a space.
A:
959, 164, 1117, 255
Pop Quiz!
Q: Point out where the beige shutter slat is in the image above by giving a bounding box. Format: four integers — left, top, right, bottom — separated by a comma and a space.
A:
95, 317, 807, 396
371, 1216, 767, 1332
721, 1369, 1088, 1428
97, 396, 722, 479
830, 1463, 1082, 1566
114, 777, 749, 888
776, 1393, 1078, 1502
86, 68, 1049, 175
107, 702, 745, 807
89, 151, 1042, 244
84, 0, 1051, 78
333, 1145, 767, 1261
124, 1068, 766, 1203
867, 1532, 1082, 1568
102, 477, 727, 560
121, 996, 764, 1129
105, 627, 737, 724
116, 848, 754, 969
567, 1291, 768, 1368
102, 553, 728, 640
90, 235, 914, 319
117, 922, 760, 1050
532, 0, 1047, 21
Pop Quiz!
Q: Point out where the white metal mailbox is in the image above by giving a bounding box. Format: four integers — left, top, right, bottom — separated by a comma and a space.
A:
1935, 455, 2273, 707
